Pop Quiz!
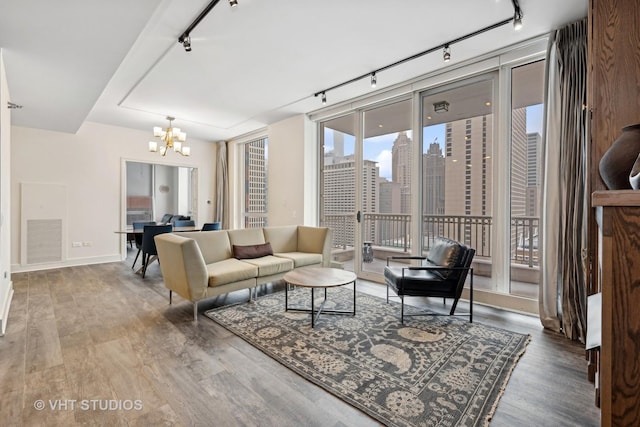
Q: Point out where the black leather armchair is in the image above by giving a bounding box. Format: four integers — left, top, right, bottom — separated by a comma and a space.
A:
384, 237, 475, 323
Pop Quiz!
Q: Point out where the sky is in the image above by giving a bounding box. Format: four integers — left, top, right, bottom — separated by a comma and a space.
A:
325, 103, 544, 181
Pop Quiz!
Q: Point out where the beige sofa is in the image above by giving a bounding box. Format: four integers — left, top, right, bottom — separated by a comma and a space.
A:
154, 225, 332, 321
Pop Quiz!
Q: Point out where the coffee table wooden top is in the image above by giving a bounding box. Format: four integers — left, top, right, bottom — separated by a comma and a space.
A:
283, 267, 356, 288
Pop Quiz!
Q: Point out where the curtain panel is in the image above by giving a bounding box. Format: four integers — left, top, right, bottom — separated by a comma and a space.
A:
539, 18, 588, 341
214, 141, 229, 229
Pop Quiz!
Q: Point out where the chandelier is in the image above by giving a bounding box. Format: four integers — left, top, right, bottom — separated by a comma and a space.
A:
148, 116, 190, 156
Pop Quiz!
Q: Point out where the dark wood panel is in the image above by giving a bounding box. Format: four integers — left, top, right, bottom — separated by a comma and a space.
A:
589, 0, 640, 420
608, 207, 640, 426
590, 0, 640, 192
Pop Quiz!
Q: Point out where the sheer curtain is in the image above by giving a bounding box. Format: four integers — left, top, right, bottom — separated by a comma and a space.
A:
539, 18, 588, 341
214, 141, 229, 229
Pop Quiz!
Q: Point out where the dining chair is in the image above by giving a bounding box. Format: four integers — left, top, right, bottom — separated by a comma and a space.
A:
131, 221, 156, 270
173, 219, 196, 228
201, 222, 221, 231
141, 224, 173, 278
160, 213, 173, 224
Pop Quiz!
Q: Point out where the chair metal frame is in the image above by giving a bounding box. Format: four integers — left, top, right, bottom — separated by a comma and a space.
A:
385, 246, 475, 323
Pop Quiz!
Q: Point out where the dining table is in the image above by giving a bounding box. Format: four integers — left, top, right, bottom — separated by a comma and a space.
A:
114, 225, 200, 234
114, 225, 201, 274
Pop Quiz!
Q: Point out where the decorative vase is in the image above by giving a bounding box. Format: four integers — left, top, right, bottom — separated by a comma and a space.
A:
599, 124, 640, 190
630, 154, 640, 190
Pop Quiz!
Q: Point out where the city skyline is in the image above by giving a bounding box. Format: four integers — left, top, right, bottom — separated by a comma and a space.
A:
323, 103, 543, 181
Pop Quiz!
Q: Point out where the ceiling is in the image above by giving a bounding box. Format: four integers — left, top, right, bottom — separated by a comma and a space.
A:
0, 0, 587, 143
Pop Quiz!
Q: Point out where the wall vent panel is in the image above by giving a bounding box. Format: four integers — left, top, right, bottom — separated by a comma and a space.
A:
21, 183, 67, 266
26, 219, 63, 264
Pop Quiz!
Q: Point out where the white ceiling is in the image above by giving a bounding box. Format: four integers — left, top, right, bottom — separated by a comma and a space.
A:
0, 0, 587, 142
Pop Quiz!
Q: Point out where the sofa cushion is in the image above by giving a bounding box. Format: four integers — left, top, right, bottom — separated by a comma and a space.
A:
263, 225, 298, 253
297, 226, 329, 253
185, 231, 232, 264
275, 252, 323, 268
233, 242, 273, 259
206, 258, 258, 287
227, 228, 266, 246
240, 255, 294, 276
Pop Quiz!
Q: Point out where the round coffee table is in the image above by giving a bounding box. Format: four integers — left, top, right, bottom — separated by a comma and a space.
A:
283, 267, 357, 328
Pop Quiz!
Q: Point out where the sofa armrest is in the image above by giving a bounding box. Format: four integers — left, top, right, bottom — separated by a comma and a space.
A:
322, 228, 333, 267
155, 233, 209, 302
297, 226, 333, 267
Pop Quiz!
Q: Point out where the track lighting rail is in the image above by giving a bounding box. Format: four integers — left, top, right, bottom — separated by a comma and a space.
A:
314, 0, 523, 103
178, 0, 223, 47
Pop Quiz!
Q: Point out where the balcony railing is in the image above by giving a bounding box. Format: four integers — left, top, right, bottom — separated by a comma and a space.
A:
323, 213, 539, 267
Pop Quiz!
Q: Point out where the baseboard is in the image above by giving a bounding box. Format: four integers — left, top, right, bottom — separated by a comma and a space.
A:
465, 288, 539, 315
0, 281, 14, 336
11, 254, 122, 273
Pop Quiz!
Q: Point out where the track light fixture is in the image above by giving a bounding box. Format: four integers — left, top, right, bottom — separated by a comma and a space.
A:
313, 2, 522, 105
178, 0, 227, 54
182, 35, 192, 52
443, 44, 451, 62
511, 0, 523, 30
228, 0, 238, 7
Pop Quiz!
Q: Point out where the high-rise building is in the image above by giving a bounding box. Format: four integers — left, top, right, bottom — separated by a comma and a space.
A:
526, 132, 541, 216
422, 141, 445, 215
323, 143, 379, 246
244, 137, 268, 228
510, 108, 528, 218
391, 131, 413, 214
444, 115, 494, 218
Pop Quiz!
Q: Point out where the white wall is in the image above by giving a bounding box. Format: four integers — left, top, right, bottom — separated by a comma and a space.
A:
267, 115, 312, 226
11, 121, 216, 272
0, 51, 14, 335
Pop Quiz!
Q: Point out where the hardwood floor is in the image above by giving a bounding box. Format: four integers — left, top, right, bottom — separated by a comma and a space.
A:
1, 253, 601, 426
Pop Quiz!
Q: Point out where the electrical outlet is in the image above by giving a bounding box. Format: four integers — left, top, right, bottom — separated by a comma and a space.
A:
82, 241, 91, 247
72, 242, 82, 247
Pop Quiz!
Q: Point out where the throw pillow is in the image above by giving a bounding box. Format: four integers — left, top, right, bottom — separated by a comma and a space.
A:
233, 242, 273, 259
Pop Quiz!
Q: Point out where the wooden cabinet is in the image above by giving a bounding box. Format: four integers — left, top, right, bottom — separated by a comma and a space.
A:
592, 190, 640, 427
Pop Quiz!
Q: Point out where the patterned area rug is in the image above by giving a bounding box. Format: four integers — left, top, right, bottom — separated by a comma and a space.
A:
204, 287, 529, 427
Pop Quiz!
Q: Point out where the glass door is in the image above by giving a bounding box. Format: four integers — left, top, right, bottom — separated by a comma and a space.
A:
360, 99, 413, 279
320, 100, 413, 281
320, 113, 358, 272
418, 74, 496, 293
509, 60, 545, 299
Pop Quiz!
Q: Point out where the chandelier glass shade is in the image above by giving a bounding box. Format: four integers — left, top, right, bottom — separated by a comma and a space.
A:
148, 116, 190, 156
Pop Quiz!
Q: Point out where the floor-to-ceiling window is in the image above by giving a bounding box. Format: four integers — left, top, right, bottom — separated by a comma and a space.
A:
241, 136, 268, 228
319, 100, 413, 279
315, 49, 545, 313
320, 113, 357, 269
509, 60, 545, 299
361, 100, 413, 279
419, 75, 496, 294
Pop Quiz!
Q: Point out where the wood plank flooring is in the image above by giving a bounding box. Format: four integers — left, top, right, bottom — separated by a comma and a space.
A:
0, 253, 601, 426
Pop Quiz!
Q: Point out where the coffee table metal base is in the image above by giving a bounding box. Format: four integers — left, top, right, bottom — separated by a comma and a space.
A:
285, 282, 356, 328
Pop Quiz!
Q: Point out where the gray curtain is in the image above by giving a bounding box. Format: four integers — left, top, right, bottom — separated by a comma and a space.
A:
214, 141, 229, 229
539, 18, 588, 342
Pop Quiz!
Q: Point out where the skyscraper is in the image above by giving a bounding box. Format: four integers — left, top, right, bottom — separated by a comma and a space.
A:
422, 141, 445, 215
244, 137, 268, 228
444, 115, 493, 218
526, 132, 541, 216
391, 131, 413, 214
